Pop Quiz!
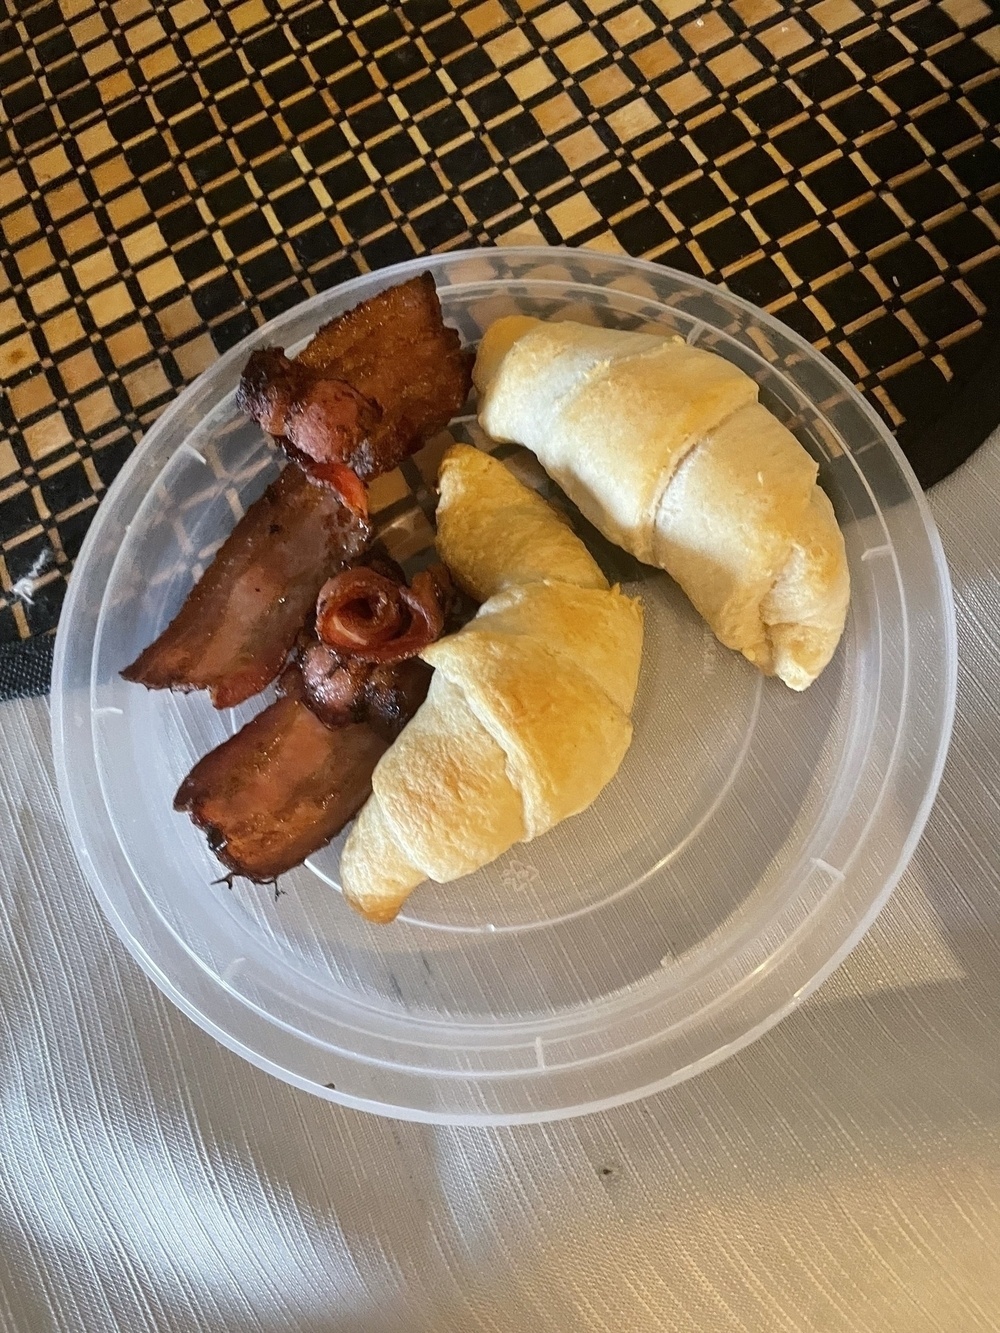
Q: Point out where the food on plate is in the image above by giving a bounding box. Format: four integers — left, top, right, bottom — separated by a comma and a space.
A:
121, 466, 366, 709
474, 316, 849, 690
297, 550, 463, 737
339, 443, 644, 925
174, 696, 389, 884
237, 349, 379, 517
239, 273, 472, 513
315, 562, 444, 664
130, 272, 849, 915
172, 554, 451, 881
123, 275, 471, 709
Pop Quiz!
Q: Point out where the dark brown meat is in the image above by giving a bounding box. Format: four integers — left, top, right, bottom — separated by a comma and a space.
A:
126, 277, 466, 712
299, 549, 444, 735
171, 553, 455, 882
237, 349, 380, 517
315, 566, 404, 652
298, 642, 370, 729
235, 350, 317, 436
315, 566, 444, 664
296, 640, 433, 740
174, 696, 389, 883
175, 638, 433, 882
122, 466, 367, 708
234, 274, 469, 507
296, 272, 472, 480
363, 658, 434, 742
135, 275, 474, 882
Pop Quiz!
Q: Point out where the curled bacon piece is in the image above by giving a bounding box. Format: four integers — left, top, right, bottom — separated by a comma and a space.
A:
300, 553, 444, 734
285, 377, 379, 466
237, 351, 380, 518
316, 567, 403, 652
171, 553, 473, 882
316, 567, 444, 664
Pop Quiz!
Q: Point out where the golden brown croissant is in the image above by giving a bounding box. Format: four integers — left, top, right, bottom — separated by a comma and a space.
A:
475, 317, 849, 690
340, 444, 643, 924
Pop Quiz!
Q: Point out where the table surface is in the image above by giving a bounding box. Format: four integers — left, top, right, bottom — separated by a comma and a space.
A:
1, 427, 998, 1332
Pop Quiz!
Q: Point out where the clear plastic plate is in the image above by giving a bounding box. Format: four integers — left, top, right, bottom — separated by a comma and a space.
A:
52, 248, 956, 1125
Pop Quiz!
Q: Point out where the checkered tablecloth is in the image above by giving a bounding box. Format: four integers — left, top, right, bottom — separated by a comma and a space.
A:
1, 0, 998, 688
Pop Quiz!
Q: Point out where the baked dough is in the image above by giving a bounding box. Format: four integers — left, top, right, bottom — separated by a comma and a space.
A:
475, 316, 849, 690
340, 443, 643, 923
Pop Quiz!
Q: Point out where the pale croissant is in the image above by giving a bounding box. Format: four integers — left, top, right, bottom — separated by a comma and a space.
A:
474, 316, 849, 690
340, 444, 643, 924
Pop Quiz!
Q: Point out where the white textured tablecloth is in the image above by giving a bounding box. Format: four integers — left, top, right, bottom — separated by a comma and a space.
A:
2, 436, 999, 1332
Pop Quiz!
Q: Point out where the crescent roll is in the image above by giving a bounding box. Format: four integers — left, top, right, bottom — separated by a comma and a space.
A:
474, 317, 849, 690
340, 443, 643, 923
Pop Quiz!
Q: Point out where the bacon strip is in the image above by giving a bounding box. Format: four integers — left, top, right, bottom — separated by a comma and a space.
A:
235, 275, 471, 500
126, 277, 467, 710
236, 273, 474, 498
137, 276, 475, 882
236, 349, 378, 446
292, 272, 472, 481
175, 696, 389, 882
122, 466, 367, 708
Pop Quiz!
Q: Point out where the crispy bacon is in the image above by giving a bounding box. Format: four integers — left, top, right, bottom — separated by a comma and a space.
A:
135, 275, 475, 883
298, 643, 371, 729
296, 640, 433, 740
128, 277, 467, 710
291, 272, 472, 481
122, 466, 367, 708
171, 556, 468, 882
237, 350, 380, 516
301, 552, 442, 731
315, 565, 445, 665
315, 567, 403, 652
174, 696, 389, 883
234, 274, 470, 509
285, 377, 376, 461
